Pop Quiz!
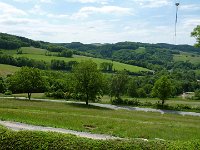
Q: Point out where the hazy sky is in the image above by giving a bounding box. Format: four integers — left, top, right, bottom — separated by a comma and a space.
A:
0, 0, 200, 45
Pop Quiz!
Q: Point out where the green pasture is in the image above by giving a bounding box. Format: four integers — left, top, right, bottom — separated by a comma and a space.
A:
10, 47, 149, 72
173, 52, 200, 64
0, 98, 199, 141
0, 64, 19, 76
1, 47, 47, 55
134, 47, 146, 54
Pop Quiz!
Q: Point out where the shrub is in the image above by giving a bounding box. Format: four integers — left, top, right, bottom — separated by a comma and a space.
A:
0, 127, 199, 150
4, 90, 12, 95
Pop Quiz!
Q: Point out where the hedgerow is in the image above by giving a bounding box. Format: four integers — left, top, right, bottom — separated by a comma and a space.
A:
0, 126, 199, 150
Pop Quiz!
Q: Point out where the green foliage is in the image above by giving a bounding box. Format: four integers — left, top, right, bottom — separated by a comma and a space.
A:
99, 62, 113, 72
0, 77, 6, 93
194, 89, 200, 100
59, 50, 73, 58
7, 67, 46, 99
1, 127, 200, 150
4, 90, 12, 95
72, 60, 104, 105
0, 127, 175, 150
152, 76, 172, 106
0, 54, 48, 70
51, 60, 77, 71
0, 33, 42, 50
127, 78, 138, 97
191, 25, 200, 47
137, 88, 147, 98
110, 71, 129, 100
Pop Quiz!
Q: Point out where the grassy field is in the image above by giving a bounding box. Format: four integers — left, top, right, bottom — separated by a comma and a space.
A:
0, 64, 19, 76
134, 47, 146, 54
173, 52, 200, 64
7, 47, 149, 72
14, 54, 149, 72
0, 98, 200, 141
1, 47, 46, 55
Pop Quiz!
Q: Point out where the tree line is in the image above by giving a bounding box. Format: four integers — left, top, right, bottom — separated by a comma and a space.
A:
1, 60, 200, 107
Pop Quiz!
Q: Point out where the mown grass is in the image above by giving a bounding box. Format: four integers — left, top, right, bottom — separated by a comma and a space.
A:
173, 52, 200, 64
0, 64, 19, 76
0, 98, 200, 141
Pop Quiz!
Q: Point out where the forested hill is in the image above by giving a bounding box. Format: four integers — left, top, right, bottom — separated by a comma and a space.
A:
0, 32, 49, 50
1, 32, 199, 53
1, 32, 200, 72
58, 41, 200, 54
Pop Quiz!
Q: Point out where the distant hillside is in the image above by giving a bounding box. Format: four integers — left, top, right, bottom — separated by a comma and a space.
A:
0, 32, 49, 50
1, 33, 200, 72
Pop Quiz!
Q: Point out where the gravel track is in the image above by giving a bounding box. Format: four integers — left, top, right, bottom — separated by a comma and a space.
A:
0, 120, 120, 140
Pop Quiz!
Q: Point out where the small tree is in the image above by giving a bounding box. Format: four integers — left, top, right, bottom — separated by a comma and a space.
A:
8, 67, 45, 100
72, 60, 104, 105
191, 25, 200, 47
152, 76, 172, 107
110, 71, 129, 100
194, 89, 200, 100
0, 77, 6, 93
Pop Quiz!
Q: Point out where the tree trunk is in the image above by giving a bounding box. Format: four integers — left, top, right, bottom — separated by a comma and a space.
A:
28, 93, 31, 100
86, 93, 89, 105
162, 99, 165, 108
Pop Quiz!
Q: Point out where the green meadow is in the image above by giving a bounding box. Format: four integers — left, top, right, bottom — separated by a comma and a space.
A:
0, 64, 19, 76
0, 98, 200, 141
1, 47, 150, 73
173, 52, 200, 64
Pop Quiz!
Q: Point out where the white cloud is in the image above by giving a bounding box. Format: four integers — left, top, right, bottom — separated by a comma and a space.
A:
180, 4, 200, 11
72, 6, 132, 19
13, 0, 53, 3
66, 0, 110, 4
0, 2, 27, 16
133, 0, 171, 8
29, 5, 47, 15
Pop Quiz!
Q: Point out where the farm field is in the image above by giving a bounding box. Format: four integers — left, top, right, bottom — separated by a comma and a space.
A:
173, 52, 200, 64
0, 64, 19, 76
9, 47, 149, 72
0, 98, 200, 141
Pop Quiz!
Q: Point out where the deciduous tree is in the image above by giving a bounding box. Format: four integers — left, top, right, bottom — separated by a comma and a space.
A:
152, 76, 172, 107
8, 67, 46, 100
191, 25, 200, 47
72, 60, 104, 105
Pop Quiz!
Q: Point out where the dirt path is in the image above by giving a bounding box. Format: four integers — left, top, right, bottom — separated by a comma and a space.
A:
1, 97, 200, 117
0, 120, 120, 140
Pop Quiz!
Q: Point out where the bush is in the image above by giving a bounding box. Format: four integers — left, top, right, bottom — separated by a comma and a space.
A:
4, 90, 12, 95
0, 127, 199, 150
45, 89, 65, 99
111, 98, 142, 106
194, 90, 200, 100
111, 97, 123, 104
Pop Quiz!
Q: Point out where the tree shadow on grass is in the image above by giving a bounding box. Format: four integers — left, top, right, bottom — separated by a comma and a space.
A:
67, 103, 112, 111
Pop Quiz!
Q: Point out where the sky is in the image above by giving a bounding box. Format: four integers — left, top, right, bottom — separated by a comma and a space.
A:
0, 0, 200, 45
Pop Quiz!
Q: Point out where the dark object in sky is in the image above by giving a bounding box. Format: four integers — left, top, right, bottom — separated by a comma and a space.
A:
175, 2, 180, 37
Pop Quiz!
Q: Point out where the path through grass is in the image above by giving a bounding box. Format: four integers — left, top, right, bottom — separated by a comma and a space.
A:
0, 98, 199, 141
